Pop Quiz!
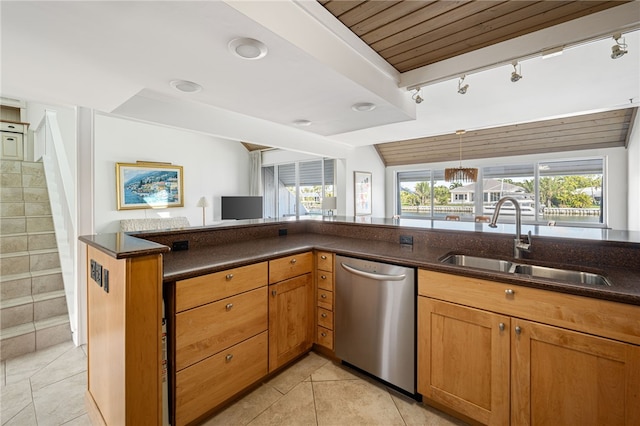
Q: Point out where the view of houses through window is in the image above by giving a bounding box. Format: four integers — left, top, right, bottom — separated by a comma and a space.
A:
263, 159, 335, 218
398, 158, 604, 226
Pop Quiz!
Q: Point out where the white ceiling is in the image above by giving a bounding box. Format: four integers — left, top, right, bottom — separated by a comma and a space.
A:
1, 1, 639, 158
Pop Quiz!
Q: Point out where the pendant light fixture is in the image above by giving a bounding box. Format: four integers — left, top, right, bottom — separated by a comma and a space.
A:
444, 130, 478, 183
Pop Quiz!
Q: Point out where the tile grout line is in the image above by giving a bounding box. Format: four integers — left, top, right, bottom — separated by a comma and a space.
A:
309, 375, 320, 426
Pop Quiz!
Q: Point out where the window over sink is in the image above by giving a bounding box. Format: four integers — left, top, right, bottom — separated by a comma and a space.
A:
397, 157, 605, 227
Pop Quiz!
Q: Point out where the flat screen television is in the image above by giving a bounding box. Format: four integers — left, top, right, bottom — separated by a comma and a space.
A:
221, 196, 263, 220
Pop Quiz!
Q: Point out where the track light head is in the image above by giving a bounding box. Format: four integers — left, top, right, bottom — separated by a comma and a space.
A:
510, 62, 522, 82
611, 33, 628, 59
457, 76, 468, 95
412, 88, 424, 104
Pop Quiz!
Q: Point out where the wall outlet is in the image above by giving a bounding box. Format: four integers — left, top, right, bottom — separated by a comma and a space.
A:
400, 235, 413, 245
172, 240, 189, 251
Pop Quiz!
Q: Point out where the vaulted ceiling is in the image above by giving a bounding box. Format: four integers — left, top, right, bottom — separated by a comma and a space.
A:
319, 1, 631, 72
374, 107, 638, 166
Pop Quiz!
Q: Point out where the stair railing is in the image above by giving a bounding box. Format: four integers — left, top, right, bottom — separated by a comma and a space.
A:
34, 110, 77, 340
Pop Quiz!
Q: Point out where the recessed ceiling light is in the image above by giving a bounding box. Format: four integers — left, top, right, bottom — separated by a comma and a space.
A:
351, 102, 376, 112
228, 37, 268, 60
293, 119, 312, 127
169, 80, 202, 93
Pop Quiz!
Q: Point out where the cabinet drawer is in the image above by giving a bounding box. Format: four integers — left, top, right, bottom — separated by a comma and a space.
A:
419, 269, 640, 345
317, 289, 333, 311
0, 122, 25, 133
176, 287, 267, 370
269, 252, 313, 284
317, 271, 333, 291
176, 262, 267, 312
317, 307, 333, 329
316, 251, 333, 272
175, 331, 268, 426
317, 326, 334, 350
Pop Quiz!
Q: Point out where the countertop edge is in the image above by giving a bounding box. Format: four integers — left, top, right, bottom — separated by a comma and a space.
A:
79, 233, 170, 259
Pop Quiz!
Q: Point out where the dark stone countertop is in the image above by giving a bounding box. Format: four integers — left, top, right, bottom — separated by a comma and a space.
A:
79, 233, 170, 259
162, 233, 640, 307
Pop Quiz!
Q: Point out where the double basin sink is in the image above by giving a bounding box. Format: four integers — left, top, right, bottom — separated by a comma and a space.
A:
441, 254, 611, 286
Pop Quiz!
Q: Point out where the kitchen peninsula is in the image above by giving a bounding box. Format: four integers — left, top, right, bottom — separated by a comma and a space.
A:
80, 217, 640, 426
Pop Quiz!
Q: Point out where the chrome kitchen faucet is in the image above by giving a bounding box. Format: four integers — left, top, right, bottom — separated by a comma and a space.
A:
488, 196, 532, 259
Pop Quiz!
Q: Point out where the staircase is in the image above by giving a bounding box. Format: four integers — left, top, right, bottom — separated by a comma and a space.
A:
1, 159, 71, 360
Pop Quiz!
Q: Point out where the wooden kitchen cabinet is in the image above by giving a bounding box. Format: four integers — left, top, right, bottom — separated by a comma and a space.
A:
511, 318, 640, 426
172, 262, 268, 426
315, 251, 335, 350
418, 297, 510, 425
418, 269, 640, 426
268, 252, 314, 372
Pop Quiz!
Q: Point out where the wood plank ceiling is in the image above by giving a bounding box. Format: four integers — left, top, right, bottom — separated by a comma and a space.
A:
318, 0, 631, 73
374, 107, 637, 166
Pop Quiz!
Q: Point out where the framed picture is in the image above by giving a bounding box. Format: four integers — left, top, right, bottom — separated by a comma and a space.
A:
116, 162, 184, 210
354, 171, 372, 216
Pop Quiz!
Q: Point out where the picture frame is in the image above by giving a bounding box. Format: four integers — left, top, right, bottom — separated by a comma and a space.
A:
354, 171, 372, 216
116, 162, 184, 210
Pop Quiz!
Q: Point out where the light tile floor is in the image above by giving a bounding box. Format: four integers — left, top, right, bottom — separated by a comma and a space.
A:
1, 343, 467, 426
0, 341, 90, 426
203, 352, 468, 426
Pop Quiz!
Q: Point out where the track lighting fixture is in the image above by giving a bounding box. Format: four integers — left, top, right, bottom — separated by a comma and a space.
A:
412, 88, 423, 104
611, 33, 628, 59
457, 76, 468, 95
511, 62, 523, 82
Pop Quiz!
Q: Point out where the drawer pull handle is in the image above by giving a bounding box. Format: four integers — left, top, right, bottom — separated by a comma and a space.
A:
321, 294, 327, 299
321, 332, 327, 337
321, 275, 327, 280
515, 326, 522, 335
499, 323, 505, 332
225, 354, 233, 362
321, 255, 327, 260
272, 290, 277, 297
290, 258, 297, 264
505, 289, 515, 296
226, 303, 233, 311
226, 273, 234, 280
321, 313, 327, 318
8, 125, 15, 129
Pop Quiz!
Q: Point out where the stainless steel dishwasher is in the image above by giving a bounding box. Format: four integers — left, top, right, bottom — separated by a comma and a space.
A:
335, 255, 416, 395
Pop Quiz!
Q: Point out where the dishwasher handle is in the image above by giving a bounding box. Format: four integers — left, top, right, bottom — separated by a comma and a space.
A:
340, 262, 406, 281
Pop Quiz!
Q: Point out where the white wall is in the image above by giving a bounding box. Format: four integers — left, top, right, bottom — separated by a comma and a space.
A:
94, 114, 251, 232
385, 147, 628, 230
627, 111, 640, 231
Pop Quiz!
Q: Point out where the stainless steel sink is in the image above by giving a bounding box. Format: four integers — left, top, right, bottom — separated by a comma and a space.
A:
440, 254, 514, 273
440, 254, 612, 286
514, 264, 611, 286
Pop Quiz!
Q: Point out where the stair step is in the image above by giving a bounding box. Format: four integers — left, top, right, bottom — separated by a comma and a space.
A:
0, 295, 33, 329
0, 315, 71, 361
32, 289, 66, 303
0, 201, 25, 217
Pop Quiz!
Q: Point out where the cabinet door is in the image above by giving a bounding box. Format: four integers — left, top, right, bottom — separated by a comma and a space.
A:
269, 273, 313, 371
512, 319, 640, 426
418, 297, 510, 425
